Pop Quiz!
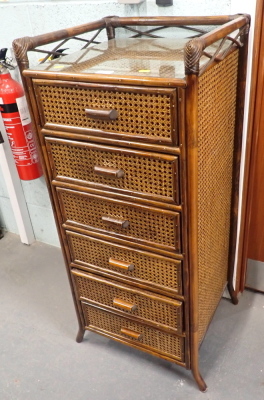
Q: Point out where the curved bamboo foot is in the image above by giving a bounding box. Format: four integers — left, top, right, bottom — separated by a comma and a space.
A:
76, 327, 85, 343
192, 368, 207, 392
227, 283, 239, 305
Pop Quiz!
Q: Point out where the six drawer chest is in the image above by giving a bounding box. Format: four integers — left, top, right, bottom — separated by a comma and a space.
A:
13, 14, 250, 391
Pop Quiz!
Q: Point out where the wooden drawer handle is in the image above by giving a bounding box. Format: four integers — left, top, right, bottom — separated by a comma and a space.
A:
85, 108, 118, 121
94, 165, 124, 179
109, 257, 135, 271
113, 298, 137, 312
102, 216, 129, 229
120, 327, 142, 340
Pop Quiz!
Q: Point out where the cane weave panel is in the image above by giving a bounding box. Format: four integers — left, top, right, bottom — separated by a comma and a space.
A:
74, 273, 182, 331
59, 190, 180, 250
37, 84, 175, 141
48, 140, 177, 202
197, 50, 238, 342
68, 233, 182, 294
82, 303, 184, 361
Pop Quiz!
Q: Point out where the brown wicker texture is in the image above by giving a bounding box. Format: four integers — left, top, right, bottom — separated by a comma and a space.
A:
36, 83, 176, 143
82, 303, 184, 361
67, 232, 182, 295
47, 139, 178, 203
58, 189, 181, 252
73, 271, 182, 332
197, 50, 239, 342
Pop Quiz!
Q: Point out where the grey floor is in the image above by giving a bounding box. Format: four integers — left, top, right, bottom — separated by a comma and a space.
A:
0, 232, 263, 400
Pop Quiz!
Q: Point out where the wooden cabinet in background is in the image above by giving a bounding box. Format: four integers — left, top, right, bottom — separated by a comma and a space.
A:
13, 14, 250, 391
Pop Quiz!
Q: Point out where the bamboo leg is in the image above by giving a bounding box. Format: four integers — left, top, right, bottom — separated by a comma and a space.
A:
76, 327, 85, 343
191, 365, 207, 392
227, 282, 239, 305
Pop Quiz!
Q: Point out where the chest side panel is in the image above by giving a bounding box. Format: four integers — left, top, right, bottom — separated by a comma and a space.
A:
197, 50, 239, 342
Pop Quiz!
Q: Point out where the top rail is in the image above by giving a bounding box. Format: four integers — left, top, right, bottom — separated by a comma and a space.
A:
12, 14, 250, 76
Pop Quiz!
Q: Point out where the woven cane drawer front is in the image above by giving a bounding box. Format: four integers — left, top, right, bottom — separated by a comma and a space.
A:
67, 231, 182, 296
58, 188, 181, 253
72, 269, 183, 333
82, 303, 185, 362
46, 137, 179, 204
34, 80, 178, 145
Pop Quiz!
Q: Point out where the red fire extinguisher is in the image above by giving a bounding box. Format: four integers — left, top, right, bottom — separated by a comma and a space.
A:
0, 48, 42, 180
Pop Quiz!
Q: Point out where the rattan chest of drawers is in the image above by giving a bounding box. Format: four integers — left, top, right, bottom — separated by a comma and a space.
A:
14, 14, 250, 391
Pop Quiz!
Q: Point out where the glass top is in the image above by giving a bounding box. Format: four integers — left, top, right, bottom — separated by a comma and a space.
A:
31, 37, 219, 80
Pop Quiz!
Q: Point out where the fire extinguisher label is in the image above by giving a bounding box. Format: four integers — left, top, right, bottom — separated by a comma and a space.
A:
0, 101, 18, 113
16, 96, 31, 126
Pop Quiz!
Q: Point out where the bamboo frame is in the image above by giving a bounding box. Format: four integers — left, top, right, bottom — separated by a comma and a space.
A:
185, 73, 207, 391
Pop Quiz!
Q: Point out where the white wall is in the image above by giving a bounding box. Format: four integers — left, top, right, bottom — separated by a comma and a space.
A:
2, 0, 253, 247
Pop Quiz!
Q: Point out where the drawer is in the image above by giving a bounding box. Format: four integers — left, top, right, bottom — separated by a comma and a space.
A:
67, 231, 182, 297
34, 80, 178, 146
82, 302, 185, 363
46, 137, 179, 205
72, 269, 183, 333
57, 187, 181, 253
